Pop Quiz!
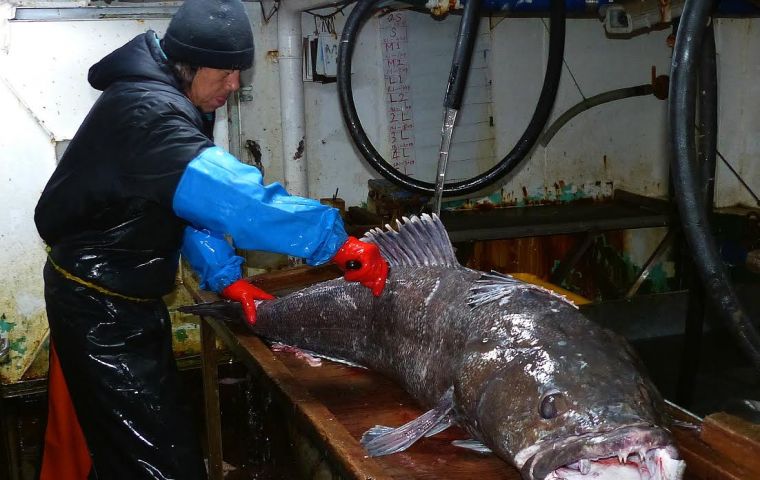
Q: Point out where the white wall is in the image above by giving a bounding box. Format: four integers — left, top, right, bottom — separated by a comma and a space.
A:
286, 13, 760, 209
489, 18, 673, 203
301, 7, 386, 206
715, 18, 760, 208
288, 12, 675, 207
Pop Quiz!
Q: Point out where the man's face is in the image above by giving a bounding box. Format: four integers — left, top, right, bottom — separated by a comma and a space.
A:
188, 67, 241, 113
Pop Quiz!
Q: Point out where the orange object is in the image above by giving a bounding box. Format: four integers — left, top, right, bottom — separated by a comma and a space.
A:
40, 343, 92, 480
221, 279, 275, 326
333, 237, 389, 297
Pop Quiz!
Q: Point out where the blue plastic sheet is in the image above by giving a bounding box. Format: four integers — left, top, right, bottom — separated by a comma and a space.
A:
173, 147, 348, 279
181, 227, 244, 292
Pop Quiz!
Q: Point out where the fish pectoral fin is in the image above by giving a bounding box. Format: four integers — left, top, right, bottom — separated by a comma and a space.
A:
424, 413, 455, 437
361, 387, 455, 457
451, 439, 492, 454
361, 425, 395, 444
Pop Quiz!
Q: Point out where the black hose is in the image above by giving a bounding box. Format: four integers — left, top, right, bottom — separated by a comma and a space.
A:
698, 25, 717, 208
539, 84, 654, 147
669, 1, 760, 369
337, 0, 566, 197
444, 0, 481, 110
676, 23, 718, 408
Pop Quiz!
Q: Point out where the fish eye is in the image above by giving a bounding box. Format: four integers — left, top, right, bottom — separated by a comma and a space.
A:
539, 390, 566, 420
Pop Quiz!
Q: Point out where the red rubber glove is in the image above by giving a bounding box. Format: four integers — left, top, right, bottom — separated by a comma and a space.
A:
332, 237, 389, 297
220, 279, 275, 326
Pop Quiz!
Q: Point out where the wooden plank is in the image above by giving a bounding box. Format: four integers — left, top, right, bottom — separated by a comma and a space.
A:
672, 426, 754, 480
204, 317, 391, 480
275, 350, 521, 480
665, 404, 754, 480
200, 317, 224, 480
700, 412, 760, 477
247, 264, 342, 296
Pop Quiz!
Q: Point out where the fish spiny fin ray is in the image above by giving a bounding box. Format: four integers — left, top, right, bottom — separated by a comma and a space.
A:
451, 439, 493, 453
468, 271, 578, 309
362, 214, 459, 268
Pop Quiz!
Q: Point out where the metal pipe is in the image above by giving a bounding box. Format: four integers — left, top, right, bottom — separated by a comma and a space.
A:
539, 84, 655, 147
277, 0, 344, 197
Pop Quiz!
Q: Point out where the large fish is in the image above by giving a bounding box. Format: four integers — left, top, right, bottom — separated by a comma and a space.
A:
184, 214, 685, 480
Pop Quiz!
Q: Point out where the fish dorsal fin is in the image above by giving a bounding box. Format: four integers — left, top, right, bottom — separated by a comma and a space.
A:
362, 214, 459, 268
468, 271, 578, 309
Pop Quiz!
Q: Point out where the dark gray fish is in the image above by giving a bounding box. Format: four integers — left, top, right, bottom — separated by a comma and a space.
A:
183, 214, 685, 480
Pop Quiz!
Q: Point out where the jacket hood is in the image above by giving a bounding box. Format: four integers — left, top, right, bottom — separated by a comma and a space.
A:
88, 30, 180, 92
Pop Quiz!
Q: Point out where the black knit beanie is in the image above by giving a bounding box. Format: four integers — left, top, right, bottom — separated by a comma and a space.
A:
163, 0, 254, 70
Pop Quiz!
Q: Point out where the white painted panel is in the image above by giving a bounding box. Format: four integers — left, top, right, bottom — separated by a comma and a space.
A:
301, 5, 386, 207
405, 14, 493, 182
236, 3, 286, 183
4, 19, 170, 140
490, 18, 672, 203
714, 18, 760, 208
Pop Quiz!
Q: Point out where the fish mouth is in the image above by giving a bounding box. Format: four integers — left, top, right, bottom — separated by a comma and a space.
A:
521, 425, 685, 480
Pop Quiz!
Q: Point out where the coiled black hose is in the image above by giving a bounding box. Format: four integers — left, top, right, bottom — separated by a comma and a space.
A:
337, 0, 566, 197
669, 0, 760, 369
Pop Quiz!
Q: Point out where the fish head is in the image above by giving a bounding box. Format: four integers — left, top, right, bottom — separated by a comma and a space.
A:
456, 312, 685, 480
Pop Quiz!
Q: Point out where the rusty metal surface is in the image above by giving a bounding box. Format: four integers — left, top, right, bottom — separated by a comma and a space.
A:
440, 192, 670, 242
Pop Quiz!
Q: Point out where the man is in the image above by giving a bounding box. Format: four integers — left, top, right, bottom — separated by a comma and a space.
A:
33, 0, 388, 478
